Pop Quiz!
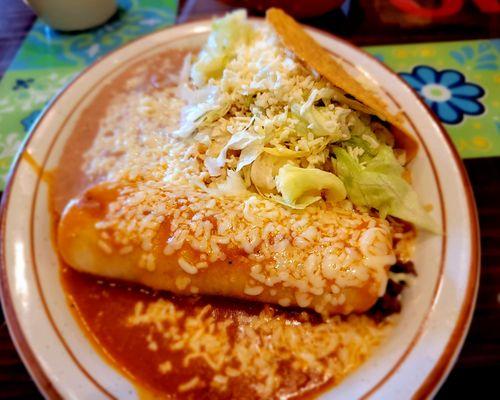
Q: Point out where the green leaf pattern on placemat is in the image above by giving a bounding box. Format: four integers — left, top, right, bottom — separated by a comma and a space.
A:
0, 70, 76, 186
450, 41, 499, 71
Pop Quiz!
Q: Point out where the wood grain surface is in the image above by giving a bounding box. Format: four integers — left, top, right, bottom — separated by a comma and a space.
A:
0, 0, 498, 398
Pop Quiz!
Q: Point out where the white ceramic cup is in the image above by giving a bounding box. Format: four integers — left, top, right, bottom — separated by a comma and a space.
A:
25, 0, 117, 31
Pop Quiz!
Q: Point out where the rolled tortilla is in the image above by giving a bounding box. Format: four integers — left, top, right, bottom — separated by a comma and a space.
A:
58, 182, 395, 315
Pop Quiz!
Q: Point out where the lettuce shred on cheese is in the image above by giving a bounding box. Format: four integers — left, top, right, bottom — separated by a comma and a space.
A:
170, 10, 437, 231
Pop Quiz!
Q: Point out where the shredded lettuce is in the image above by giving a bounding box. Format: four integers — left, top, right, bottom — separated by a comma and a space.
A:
205, 118, 262, 176
290, 89, 353, 141
212, 170, 249, 196
168, 11, 438, 234
291, 103, 347, 140
237, 140, 264, 171
190, 10, 252, 86
349, 116, 377, 140
333, 145, 439, 232
176, 53, 193, 100
250, 153, 287, 193
274, 164, 346, 208
265, 193, 321, 210
262, 146, 307, 158
173, 85, 228, 138
320, 87, 378, 116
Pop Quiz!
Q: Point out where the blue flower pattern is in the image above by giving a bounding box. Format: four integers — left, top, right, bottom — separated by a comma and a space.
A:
400, 66, 485, 125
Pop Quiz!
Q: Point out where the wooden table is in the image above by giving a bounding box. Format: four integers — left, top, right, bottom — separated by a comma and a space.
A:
1, 1, 499, 398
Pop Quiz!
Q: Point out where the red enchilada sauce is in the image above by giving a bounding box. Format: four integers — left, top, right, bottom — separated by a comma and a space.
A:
52, 48, 394, 399
61, 267, 333, 399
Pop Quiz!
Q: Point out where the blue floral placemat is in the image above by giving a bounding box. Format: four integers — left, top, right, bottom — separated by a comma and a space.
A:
366, 39, 499, 160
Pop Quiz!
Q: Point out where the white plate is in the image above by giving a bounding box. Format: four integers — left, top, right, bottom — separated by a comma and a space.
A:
0, 19, 479, 399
